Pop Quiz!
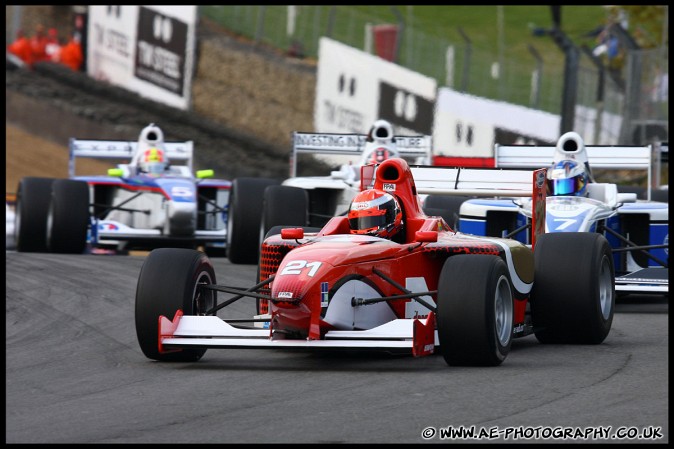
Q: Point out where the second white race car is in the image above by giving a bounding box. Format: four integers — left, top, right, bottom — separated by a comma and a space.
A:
454, 132, 668, 296
13, 124, 231, 255
225, 119, 433, 263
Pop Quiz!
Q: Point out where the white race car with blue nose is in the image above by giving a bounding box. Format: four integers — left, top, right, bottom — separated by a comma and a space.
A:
455, 132, 668, 296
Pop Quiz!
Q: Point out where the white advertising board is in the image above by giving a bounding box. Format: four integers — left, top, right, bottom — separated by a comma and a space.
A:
315, 37, 437, 137
87, 5, 197, 110
433, 88, 561, 158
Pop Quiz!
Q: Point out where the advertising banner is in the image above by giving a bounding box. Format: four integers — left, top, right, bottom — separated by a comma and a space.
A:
87, 5, 196, 110
315, 37, 436, 137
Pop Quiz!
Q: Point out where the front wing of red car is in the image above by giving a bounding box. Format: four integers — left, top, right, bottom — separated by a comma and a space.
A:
158, 310, 437, 357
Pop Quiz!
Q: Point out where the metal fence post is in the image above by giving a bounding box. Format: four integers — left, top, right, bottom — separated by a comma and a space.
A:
610, 23, 642, 144
312, 5, 322, 56
9, 5, 23, 45
527, 44, 543, 109
364, 23, 372, 53
254, 6, 266, 45
390, 6, 404, 64
446, 46, 455, 88
326, 6, 336, 38
457, 27, 471, 93
580, 45, 606, 145
549, 27, 579, 135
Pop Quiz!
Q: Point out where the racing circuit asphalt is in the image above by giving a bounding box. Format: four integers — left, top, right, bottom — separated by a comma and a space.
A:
5, 252, 669, 444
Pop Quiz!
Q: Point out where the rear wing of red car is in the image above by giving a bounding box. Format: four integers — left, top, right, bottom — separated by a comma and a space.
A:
290, 131, 432, 177
68, 138, 194, 177
362, 163, 547, 247
412, 166, 547, 246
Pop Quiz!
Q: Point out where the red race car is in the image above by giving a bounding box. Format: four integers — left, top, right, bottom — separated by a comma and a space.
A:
135, 157, 615, 366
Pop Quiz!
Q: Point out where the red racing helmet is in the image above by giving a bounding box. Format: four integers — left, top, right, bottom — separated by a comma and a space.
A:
348, 189, 403, 239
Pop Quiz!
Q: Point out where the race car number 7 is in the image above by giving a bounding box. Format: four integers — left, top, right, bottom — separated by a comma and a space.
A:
280, 260, 322, 277
552, 218, 577, 231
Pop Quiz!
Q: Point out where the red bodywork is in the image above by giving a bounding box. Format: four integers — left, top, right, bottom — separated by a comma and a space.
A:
258, 158, 532, 340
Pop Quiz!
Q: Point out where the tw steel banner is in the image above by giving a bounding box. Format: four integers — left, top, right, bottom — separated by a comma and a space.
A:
87, 5, 196, 110
315, 37, 437, 136
134, 7, 189, 96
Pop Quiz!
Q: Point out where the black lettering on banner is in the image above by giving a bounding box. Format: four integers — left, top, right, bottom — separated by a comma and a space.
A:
134, 7, 188, 96
378, 81, 434, 135
107, 5, 121, 18
338, 73, 357, 97
295, 133, 364, 148
454, 121, 476, 147
322, 100, 364, 132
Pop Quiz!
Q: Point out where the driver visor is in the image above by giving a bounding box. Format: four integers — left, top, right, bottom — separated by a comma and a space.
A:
548, 177, 581, 195
349, 210, 390, 231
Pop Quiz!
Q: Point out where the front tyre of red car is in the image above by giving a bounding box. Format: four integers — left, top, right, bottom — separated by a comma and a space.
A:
530, 232, 614, 344
135, 248, 216, 361
436, 255, 514, 366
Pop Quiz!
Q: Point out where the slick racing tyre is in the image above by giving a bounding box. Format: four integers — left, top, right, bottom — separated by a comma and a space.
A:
259, 185, 308, 245
135, 248, 217, 362
46, 179, 90, 253
227, 177, 279, 264
530, 232, 614, 344
437, 255, 514, 366
15, 177, 55, 252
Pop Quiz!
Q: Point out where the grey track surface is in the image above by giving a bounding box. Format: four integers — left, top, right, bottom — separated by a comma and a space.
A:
5, 252, 669, 444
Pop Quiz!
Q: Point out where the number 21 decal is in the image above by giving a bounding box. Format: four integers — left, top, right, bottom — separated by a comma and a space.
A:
280, 260, 322, 277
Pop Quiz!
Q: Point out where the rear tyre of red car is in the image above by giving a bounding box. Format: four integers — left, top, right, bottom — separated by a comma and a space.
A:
436, 255, 514, 366
135, 248, 217, 362
46, 179, 90, 253
15, 177, 55, 252
530, 232, 614, 344
227, 177, 279, 264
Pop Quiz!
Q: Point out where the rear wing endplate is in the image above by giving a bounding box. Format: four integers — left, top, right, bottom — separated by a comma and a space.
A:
290, 132, 432, 177
68, 138, 194, 177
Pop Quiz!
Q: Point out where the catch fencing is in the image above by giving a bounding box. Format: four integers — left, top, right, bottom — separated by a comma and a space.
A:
199, 5, 668, 146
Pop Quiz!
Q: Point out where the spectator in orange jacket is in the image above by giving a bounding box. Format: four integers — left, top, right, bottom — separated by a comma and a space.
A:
30, 24, 49, 63
7, 29, 33, 66
59, 33, 83, 71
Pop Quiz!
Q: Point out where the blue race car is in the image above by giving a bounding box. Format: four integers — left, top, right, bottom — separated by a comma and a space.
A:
452, 132, 668, 296
14, 124, 231, 255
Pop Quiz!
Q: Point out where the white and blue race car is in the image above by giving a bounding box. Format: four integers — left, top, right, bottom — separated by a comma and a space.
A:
450, 132, 668, 296
13, 124, 231, 255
